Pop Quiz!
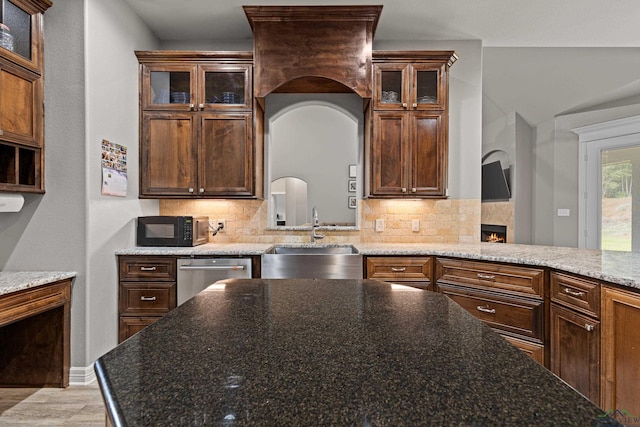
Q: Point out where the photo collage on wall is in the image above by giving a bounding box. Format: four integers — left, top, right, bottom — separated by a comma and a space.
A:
101, 139, 128, 197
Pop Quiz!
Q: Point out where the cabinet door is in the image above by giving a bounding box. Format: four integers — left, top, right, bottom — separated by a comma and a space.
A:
602, 287, 640, 415
410, 112, 446, 196
0, 0, 45, 73
411, 62, 447, 110
372, 63, 409, 110
370, 111, 408, 196
0, 60, 41, 146
199, 113, 253, 196
140, 112, 197, 196
550, 303, 600, 405
199, 64, 252, 111
141, 64, 196, 111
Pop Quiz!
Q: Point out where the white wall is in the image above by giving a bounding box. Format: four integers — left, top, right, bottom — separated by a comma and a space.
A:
84, 0, 159, 365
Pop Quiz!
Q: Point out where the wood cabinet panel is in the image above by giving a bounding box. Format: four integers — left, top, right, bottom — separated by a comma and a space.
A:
136, 52, 257, 198
551, 271, 600, 318
118, 256, 178, 342
502, 334, 545, 365
411, 113, 444, 195
0, 62, 39, 145
436, 258, 544, 299
119, 282, 176, 315
370, 112, 406, 196
119, 257, 176, 281
601, 287, 640, 415
550, 303, 600, 404
439, 283, 544, 342
140, 113, 196, 196
199, 113, 253, 195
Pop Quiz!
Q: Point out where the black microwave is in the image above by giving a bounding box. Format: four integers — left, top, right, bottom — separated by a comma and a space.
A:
137, 216, 209, 247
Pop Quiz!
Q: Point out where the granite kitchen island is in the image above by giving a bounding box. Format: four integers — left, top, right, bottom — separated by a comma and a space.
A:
95, 278, 614, 426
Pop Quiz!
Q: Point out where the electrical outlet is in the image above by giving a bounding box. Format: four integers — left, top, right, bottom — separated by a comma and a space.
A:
208, 220, 217, 230
217, 219, 226, 232
411, 219, 420, 232
375, 218, 384, 232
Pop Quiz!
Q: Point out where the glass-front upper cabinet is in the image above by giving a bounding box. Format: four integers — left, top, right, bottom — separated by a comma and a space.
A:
0, 0, 48, 73
141, 62, 252, 111
373, 52, 456, 111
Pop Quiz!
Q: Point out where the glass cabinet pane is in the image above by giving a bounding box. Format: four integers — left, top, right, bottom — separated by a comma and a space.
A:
204, 71, 245, 104
150, 71, 191, 104
380, 70, 402, 105
416, 70, 438, 104
0, 0, 31, 60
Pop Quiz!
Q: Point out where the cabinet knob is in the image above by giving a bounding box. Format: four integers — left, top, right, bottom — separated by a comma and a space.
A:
188, 188, 194, 193
189, 103, 195, 110
402, 103, 408, 109
412, 103, 418, 108
402, 187, 407, 193
584, 324, 595, 332
199, 103, 204, 110
199, 188, 205, 193
411, 188, 417, 193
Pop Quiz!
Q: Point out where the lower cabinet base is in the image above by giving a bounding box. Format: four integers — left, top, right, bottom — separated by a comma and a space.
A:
119, 317, 161, 342
502, 334, 545, 365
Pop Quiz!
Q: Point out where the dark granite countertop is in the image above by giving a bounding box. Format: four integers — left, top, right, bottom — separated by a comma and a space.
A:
95, 279, 613, 426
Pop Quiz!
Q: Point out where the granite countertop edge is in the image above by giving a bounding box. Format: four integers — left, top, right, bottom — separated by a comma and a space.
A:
0, 271, 77, 297
116, 242, 640, 290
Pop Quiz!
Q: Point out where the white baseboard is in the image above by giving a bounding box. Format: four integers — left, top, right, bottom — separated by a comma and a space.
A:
69, 364, 96, 385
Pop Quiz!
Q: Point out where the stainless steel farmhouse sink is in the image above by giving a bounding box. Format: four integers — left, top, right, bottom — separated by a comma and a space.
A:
261, 245, 363, 279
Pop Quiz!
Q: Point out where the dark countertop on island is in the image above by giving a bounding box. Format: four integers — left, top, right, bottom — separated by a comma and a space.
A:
95, 279, 612, 426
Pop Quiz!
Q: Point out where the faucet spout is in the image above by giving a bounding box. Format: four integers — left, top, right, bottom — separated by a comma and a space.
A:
311, 206, 325, 243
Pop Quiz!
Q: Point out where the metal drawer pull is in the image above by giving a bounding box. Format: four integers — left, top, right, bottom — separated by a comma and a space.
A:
140, 296, 157, 301
477, 273, 495, 280
584, 324, 595, 332
564, 287, 584, 297
476, 305, 496, 314
140, 266, 157, 271
391, 267, 406, 272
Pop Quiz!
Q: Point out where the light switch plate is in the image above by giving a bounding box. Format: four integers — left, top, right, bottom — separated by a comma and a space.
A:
557, 209, 570, 217
411, 219, 420, 231
375, 219, 384, 232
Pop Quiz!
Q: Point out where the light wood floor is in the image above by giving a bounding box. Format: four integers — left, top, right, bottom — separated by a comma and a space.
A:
0, 383, 105, 426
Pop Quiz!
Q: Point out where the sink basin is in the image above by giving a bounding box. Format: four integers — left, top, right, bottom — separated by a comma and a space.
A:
261, 245, 362, 279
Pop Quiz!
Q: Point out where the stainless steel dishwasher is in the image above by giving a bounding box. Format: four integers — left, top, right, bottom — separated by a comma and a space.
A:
177, 258, 252, 305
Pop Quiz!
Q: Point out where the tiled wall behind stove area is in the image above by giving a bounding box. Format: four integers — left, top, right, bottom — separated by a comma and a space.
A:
160, 199, 481, 244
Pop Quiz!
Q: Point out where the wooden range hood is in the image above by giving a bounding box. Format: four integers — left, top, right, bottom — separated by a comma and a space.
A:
243, 5, 382, 104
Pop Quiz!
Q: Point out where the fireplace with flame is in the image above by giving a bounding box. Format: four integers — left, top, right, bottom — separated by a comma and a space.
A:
481, 224, 507, 243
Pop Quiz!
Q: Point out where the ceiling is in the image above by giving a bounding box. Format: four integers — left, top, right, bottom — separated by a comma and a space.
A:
122, 0, 640, 126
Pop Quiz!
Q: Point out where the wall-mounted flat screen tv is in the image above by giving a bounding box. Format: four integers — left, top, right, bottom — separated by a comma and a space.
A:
482, 160, 511, 202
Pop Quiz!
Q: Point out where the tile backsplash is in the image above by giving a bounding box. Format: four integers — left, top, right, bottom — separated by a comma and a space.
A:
160, 198, 481, 244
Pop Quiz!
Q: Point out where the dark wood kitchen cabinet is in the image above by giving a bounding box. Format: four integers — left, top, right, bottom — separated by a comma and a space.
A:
365, 256, 433, 290
549, 272, 601, 405
136, 51, 256, 198
435, 257, 545, 364
601, 286, 640, 416
118, 255, 177, 342
368, 51, 457, 198
0, 0, 51, 193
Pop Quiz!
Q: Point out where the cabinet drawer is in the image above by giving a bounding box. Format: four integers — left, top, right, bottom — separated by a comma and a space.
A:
366, 257, 431, 281
119, 256, 176, 281
550, 272, 600, 318
440, 283, 543, 341
436, 258, 544, 299
119, 317, 161, 343
502, 335, 545, 365
119, 282, 176, 315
